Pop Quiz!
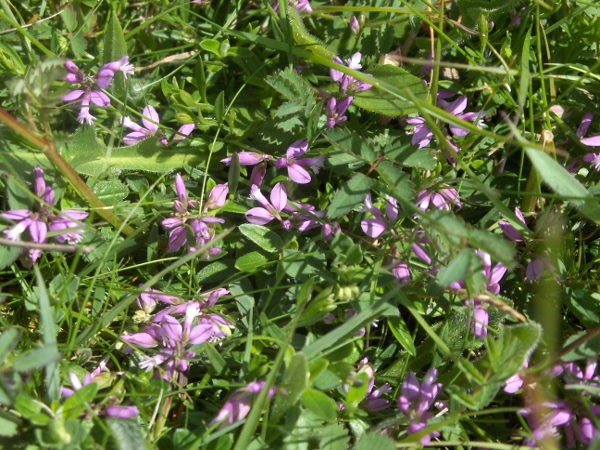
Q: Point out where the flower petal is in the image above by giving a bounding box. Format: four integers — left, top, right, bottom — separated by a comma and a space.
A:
287, 163, 311, 184
142, 105, 160, 133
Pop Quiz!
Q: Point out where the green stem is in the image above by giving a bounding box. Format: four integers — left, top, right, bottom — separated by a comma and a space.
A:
0, 107, 135, 236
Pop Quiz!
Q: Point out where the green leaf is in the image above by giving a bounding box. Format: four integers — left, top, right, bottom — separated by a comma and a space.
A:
204, 344, 227, 374
322, 128, 377, 163
346, 371, 370, 405
215, 91, 225, 124
271, 353, 309, 420
437, 249, 474, 289
103, 11, 128, 97
457, 358, 486, 385
320, 424, 350, 450
12, 347, 60, 372
34, 266, 60, 402
92, 179, 130, 205
72, 138, 209, 175
525, 146, 600, 224
6, 172, 34, 211
235, 251, 269, 272
0, 245, 21, 271
375, 161, 416, 201
238, 224, 284, 253
0, 329, 20, 365
105, 418, 150, 450
327, 173, 372, 219
355, 433, 396, 450
353, 65, 428, 116
387, 317, 416, 356
103, 12, 127, 64
200, 39, 221, 57
467, 229, 516, 269
301, 388, 338, 423
0, 414, 18, 437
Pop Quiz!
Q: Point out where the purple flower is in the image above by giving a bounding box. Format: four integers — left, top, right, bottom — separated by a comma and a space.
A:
350, 16, 360, 34
221, 152, 273, 166
120, 105, 195, 146
406, 90, 485, 149
330, 53, 372, 94
272, 0, 312, 14
99, 56, 135, 80
287, 202, 326, 232
498, 207, 527, 242
1, 166, 88, 263
437, 91, 486, 137
325, 97, 353, 129
128, 300, 232, 381
323, 222, 340, 242
398, 369, 443, 445
465, 300, 489, 340
246, 183, 291, 229
407, 116, 434, 149
204, 183, 229, 211
416, 188, 461, 211
353, 359, 392, 412
102, 406, 140, 419
392, 262, 411, 285
275, 139, 324, 184
210, 381, 277, 428
62, 58, 133, 125
62, 360, 139, 419
360, 194, 398, 238
161, 174, 224, 255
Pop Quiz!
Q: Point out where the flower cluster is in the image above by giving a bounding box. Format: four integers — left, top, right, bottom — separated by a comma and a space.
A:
407, 90, 486, 165
398, 369, 443, 445
122, 287, 231, 381
325, 52, 372, 129
63, 57, 134, 125
161, 174, 227, 256
506, 359, 600, 447
0, 166, 89, 264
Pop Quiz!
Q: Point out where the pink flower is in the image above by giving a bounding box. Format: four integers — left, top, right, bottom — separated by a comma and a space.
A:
210, 381, 277, 427
120, 105, 195, 146
246, 183, 291, 229
220, 152, 273, 166
498, 207, 527, 242
1, 166, 88, 262
416, 188, 461, 211
325, 97, 353, 129
360, 194, 398, 238
275, 139, 324, 184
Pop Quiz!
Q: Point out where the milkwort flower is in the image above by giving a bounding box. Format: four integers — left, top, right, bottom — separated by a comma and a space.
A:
398, 368, 443, 445
210, 381, 277, 428
120, 105, 195, 146
330, 52, 372, 94
275, 139, 325, 184
325, 96, 353, 129
0, 166, 89, 263
123, 289, 232, 381
62, 57, 134, 125
406, 90, 486, 150
161, 174, 226, 256
246, 183, 292, 230
221, 152, 273, 187
360, 193, 398, 238
416, 187, 461, 211
62, 359, 139, 419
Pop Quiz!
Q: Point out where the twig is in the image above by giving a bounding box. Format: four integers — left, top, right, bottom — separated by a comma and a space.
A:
0, 237, 94, 253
